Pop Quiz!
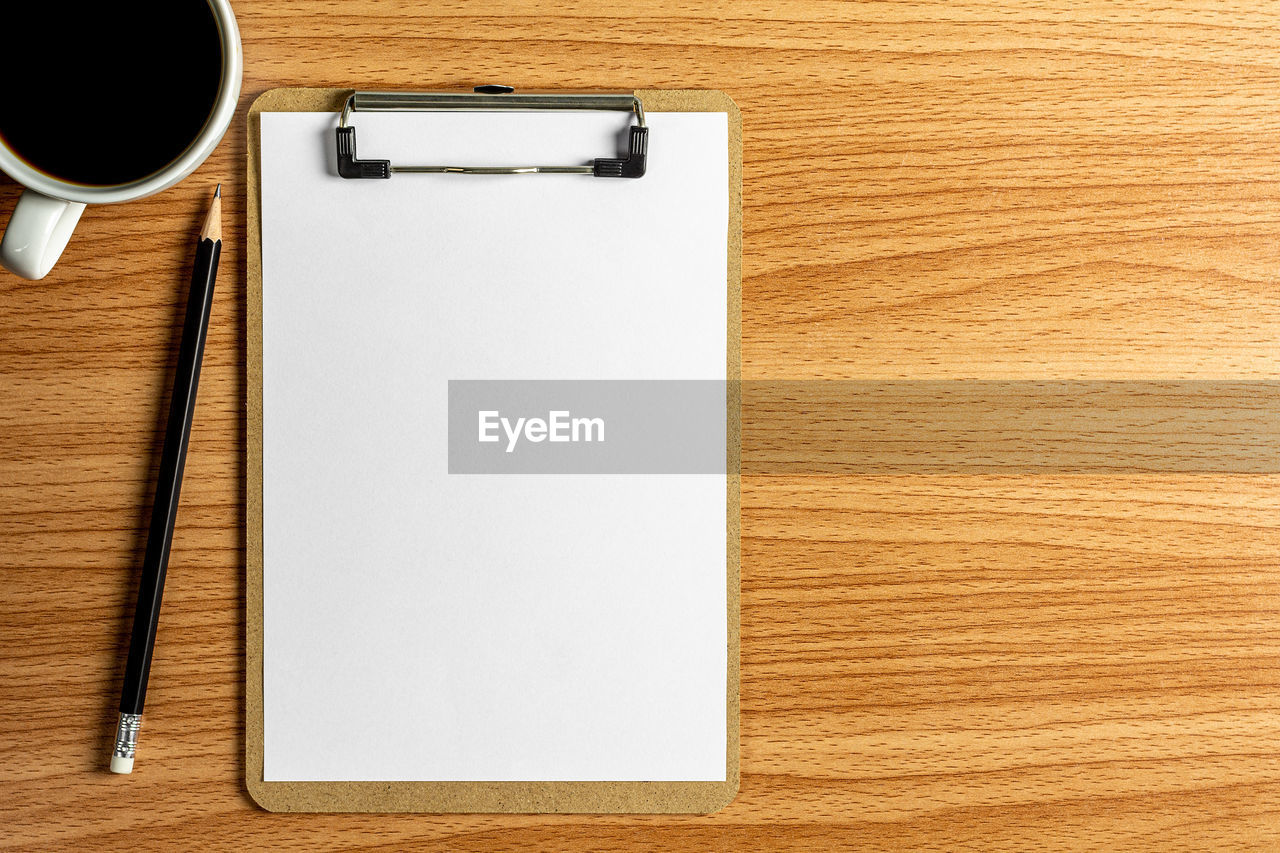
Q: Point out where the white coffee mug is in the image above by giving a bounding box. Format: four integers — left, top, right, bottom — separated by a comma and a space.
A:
0, 0, 242, 280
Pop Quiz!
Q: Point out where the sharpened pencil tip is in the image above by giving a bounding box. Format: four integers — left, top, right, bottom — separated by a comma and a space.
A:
201, 184, 223, 242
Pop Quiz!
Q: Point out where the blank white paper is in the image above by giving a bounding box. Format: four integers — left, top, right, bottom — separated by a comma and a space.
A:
260, 109, 728, 781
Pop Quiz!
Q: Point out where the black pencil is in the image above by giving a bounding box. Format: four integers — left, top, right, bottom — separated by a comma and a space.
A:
111, 185, 222, 774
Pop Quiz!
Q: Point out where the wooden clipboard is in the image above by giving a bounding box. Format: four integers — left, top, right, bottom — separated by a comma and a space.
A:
245, 87, 741, 813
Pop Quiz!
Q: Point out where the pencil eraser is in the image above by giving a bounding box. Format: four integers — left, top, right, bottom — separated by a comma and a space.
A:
110, 755, 134, 774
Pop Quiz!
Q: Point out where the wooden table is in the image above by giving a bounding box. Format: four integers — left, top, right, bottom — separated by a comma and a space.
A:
3, 1, 1278, 848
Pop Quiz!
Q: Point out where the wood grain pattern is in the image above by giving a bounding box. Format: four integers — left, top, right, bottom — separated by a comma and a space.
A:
2, 0, 1279, 848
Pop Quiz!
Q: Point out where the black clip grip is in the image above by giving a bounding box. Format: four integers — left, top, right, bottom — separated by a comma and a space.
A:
335, 126, 390, 179
593, 126, 648, 178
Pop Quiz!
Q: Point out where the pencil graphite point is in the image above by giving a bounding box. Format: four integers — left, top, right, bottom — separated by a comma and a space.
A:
201, 184, 223, 243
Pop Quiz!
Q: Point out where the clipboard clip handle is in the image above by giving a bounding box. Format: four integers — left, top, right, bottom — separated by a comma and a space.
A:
335, 87, 648, 180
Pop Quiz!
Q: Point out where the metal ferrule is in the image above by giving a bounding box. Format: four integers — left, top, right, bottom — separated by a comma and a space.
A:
112, 712, 142, 760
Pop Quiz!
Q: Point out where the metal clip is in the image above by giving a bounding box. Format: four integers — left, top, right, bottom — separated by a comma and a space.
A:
335, 86, 648, 179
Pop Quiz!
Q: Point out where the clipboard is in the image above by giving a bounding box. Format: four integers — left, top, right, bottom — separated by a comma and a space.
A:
246, 87, 741, 813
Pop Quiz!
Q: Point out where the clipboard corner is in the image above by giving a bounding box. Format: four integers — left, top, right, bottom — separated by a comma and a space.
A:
634, 88, 740, 123
699, 776, 742, 815
245, 778, 289, 813
249, 87, 352, 117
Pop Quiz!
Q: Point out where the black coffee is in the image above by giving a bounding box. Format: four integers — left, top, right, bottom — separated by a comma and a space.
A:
0, 3, 223, 187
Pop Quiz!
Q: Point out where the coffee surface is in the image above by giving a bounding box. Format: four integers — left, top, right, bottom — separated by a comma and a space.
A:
0, 3, 223, 186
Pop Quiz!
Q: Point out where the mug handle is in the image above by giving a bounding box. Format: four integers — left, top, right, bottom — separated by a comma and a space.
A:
0, 190, 86, 280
